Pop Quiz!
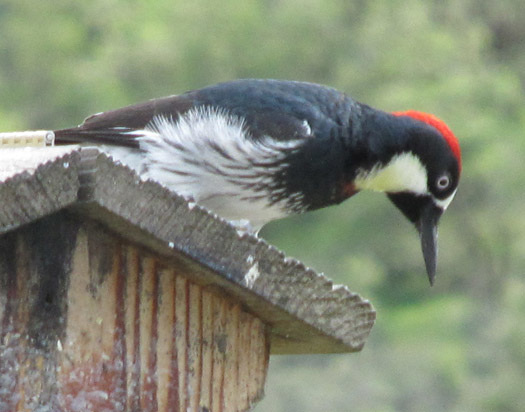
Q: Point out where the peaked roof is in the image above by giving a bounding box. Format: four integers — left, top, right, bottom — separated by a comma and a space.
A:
0, 146, 375, 354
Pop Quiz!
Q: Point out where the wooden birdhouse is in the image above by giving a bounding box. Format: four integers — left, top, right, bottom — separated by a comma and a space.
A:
0, 146, 375, 412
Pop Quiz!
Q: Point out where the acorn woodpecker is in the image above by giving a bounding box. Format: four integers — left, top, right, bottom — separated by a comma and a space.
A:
54, 79, 462, 285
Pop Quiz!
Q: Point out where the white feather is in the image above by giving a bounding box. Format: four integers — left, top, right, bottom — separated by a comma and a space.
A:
435, 189, 457, 210
102, 107, 304, 230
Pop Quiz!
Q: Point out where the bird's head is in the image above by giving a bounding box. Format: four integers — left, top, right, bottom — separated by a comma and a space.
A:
354, 110, 461, 285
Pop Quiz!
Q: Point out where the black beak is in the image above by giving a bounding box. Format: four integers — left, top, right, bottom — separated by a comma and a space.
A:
388, 193, 444, 285
417, 201, 443, 285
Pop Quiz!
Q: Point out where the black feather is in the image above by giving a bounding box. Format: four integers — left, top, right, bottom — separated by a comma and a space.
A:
53, 79, 360, 148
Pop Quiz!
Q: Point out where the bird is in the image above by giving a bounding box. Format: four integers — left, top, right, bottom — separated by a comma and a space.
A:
53, 79, 462, 285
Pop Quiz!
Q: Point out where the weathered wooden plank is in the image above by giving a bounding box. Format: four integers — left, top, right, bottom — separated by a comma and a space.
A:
211, 296, 227, 412
187, 282, 202, 412
200, 290, 214, 410
174, 275, 188, 411
223, 302, 240, 410
157, 266, 176, 412
139, 257, 159, 412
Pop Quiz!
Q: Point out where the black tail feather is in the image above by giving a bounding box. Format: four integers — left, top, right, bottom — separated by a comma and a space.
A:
53, 127, 140, 148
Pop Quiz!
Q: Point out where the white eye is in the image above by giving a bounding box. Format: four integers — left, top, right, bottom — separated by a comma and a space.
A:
436, 174, 451, 191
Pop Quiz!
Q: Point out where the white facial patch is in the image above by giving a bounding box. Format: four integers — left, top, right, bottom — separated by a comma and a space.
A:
434, 188, 457, 210
354, 152, 428, 194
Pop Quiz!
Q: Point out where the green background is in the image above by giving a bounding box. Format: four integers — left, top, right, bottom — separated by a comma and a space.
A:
1, 1, 524, 410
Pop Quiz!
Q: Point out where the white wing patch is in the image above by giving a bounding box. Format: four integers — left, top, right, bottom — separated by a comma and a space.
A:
105, 107, 305, 229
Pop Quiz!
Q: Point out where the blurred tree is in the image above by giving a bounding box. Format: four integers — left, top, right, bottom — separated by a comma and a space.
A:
0, 0, 524, 410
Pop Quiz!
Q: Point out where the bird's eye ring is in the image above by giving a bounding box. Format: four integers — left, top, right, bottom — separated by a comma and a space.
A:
436, 174, 451, 191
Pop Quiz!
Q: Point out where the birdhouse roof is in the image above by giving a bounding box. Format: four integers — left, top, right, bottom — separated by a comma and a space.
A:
0, 146, 375, 354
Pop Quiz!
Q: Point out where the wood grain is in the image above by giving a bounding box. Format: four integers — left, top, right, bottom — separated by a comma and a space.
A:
0, 214, 269, 412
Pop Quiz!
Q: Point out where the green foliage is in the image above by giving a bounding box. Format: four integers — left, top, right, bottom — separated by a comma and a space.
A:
1, 0, 524, 410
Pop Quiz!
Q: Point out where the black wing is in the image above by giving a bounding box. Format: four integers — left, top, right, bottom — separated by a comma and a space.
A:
54, 79, 354, 147
53, 93, 196, 148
